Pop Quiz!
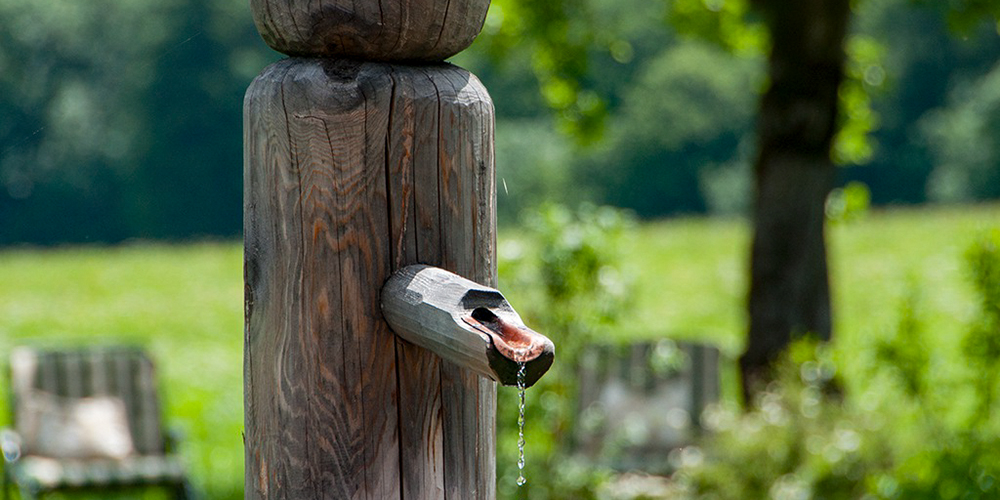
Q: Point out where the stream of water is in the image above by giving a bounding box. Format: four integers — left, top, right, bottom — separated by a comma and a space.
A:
516, 362, 527, 487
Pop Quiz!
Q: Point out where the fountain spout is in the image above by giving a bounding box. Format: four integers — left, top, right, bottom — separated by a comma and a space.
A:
380, 265, 555, 387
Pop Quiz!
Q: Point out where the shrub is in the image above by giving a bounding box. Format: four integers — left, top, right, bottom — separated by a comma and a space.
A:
672, 229, 1000, 500
672, 339, 894, 499
496, 203, 635, 499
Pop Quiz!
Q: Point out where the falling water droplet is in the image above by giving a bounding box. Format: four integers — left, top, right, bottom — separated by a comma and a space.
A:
516, 361, 527, 487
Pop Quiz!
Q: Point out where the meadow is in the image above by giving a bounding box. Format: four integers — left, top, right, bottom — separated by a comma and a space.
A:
1, 203, 997, 498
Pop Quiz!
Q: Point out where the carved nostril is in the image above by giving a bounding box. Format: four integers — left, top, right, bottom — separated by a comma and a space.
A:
471, 307, 498, 324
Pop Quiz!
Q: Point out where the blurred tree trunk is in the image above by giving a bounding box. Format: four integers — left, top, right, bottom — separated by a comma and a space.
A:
740, 0, 851, 400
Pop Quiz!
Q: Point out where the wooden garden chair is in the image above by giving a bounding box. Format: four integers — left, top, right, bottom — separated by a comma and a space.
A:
1, 347, 195, 499
574, 340, 721, 473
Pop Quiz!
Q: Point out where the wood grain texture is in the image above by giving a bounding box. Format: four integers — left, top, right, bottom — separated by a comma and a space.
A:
245, 58, 497, 499
250, 0, 491, 61
434, 64, 497, 500
385, 64, 445, 500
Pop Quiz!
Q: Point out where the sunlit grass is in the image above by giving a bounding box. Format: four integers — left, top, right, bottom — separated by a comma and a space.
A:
829, 204, 1000, 403
617, 203, 1000, 403
0, 242, 244, 500
612, 203, 1000, 352
618, 215, 749, 352
1, 203, 997, 497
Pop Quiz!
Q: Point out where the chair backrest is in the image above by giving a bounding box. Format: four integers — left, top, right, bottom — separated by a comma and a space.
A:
9, 346, 165, 455
574, 340, 720, 473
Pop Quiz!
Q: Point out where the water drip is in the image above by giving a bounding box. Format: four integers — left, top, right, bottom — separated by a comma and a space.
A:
516, 361, 527, 486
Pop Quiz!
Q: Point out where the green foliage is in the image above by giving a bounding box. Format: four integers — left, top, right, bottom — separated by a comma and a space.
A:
884, 229, 1000, 499
826, 181, 872, 223
665, 0, 768, 56
504, 204, 635, 350
613, 42, 760, 152
922, 63, 1000, 202
496, 203, 635, 499
835, 35, 887, 165
966, 229, 1000, 325
917, 0, 1000, 34
494, 120, 581, 225
671, 228, 1000, 499
873, 283, 928, 397
4, 0, 1000, 244
0, 0, 173, 242
477, 0, 1000, 218
475, 0, 606, 140
531, 0, 884, 170
0, 0, 277, 244
849, 0, 1000, 205
961, 230, 1000, 424
674, 340, 892, 499
583, 40, 761, 216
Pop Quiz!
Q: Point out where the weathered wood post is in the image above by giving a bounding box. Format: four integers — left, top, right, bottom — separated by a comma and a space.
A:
242, 1, 554, 498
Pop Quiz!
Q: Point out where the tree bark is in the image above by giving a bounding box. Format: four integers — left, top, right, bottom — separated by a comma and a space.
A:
741, 0, 851, 399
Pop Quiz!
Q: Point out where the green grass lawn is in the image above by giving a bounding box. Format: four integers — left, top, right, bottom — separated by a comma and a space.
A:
0, 243, 245, 499
611, 203, 999, 355
1, 203, 998, 497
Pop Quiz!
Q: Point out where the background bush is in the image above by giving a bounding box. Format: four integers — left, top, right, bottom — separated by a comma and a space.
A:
496, 204, 635, 499
671, 229, 1000, 500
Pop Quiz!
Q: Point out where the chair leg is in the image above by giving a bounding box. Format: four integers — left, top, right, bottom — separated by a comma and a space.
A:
0, 468, 15, 500
174, 480, 196, 500
21, 482, 40, 500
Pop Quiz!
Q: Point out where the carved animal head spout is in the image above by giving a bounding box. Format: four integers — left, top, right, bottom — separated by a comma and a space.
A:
459, 289, 554, 387
380, 265, 555, 388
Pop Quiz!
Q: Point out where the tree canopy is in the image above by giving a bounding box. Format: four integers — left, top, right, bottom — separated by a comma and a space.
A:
1, 0, 998, 244
0, 0, 276, 243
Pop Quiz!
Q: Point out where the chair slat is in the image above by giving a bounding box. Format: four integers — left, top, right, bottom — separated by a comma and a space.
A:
134, 355, 163, 454
37, 352, 59, 395
64, 352, 84, 398
114, 351, 135, 421
9, 347, 38, 399
88, 349, 110, 396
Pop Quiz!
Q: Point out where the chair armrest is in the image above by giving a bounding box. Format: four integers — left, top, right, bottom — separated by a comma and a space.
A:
0, 428, 23, 463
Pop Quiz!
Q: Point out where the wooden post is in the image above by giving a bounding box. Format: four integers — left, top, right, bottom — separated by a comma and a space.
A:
249, 0, 491, 61
242, 0, 544, 498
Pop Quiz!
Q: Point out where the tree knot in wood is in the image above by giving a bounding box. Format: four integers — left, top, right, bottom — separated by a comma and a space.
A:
320, 59, 363, 83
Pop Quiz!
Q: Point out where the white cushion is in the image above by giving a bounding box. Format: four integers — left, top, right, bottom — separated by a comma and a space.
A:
17, 390, 135, 460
